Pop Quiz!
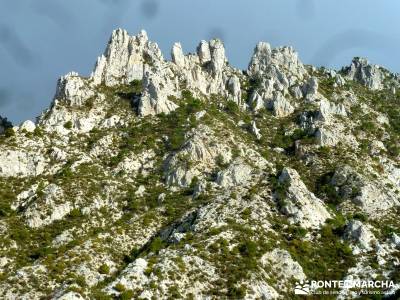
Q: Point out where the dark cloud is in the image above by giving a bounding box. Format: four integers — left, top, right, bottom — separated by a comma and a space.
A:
207, 27, 227, 42
0, 24, 36, 68
295, 0, 316, 20
97, 0, 126, 5
0, 88, 12, 108
311, 29, 397, 67
140, 0, 159, 19
31, 0, 74, 27
93, 0, 134, 32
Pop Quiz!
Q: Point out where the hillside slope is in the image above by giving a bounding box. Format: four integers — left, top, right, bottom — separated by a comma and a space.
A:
0, 29, 399, 299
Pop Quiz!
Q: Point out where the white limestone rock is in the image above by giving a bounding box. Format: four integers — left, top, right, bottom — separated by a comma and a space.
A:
392, 233, 400, 247
116, 151, 156, 178
248, 42, 307, 96
55, 72, 95, 106
91, 29, 161, 86
54, 291, 85, 300
226, 75, 242, 105
249, 91, 265, 111
165, 125, 232, 187
251, 121, 262, 140
261, 248, 306, 281
278, 167, 330, 228
0, 149, 46, 177
369, 140, 386, 155
38, 95, 107, 134
291, 85, 303, 99
317, 99, 347, 122
19, 120, 36, 133
314, 123, 357, 148
343, 57, 385, 90
23, 184, 72, 228
107, 258, 149, 293
335, 74, 346, 86
343, 220, 376, 252
331, 165, 399, 216
302, 76, 319, 99
138, 70, 180, 116
171, 42, 185, 67
216, 158, 253, 188
52, 230, 74, 248
246, 281, 279, 299
269, 92, 294, 117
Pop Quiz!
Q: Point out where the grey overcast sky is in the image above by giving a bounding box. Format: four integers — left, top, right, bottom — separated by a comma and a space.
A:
1, 0, 400, 124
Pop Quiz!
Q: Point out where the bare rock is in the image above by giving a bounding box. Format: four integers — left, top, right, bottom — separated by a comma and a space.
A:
0, 150, 45, 177
343, 57, 384, 90
278, 167, 330, 228
216, 158, 253, 188
343, 220, 376, 252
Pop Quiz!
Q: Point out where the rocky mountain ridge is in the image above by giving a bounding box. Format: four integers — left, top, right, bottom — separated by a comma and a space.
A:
0, 29, 399, 299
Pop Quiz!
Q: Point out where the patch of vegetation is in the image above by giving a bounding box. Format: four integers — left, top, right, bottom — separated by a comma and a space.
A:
98, 264, 110, 274
64, 121, 73, 129
285, 215, 354, 281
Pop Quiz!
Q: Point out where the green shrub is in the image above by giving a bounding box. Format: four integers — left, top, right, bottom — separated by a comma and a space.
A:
352, 212, 368, 222
98, 264, 110, 274
64, 121, 73, 129
120, 290, 134, 300
149, 237, 164, 254
4, 128, 15, 138
225, 100, 239, 115
114, 283, 126, 292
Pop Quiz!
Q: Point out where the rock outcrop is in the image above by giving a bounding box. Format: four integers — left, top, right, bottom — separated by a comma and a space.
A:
343, 57, 385, 90
0, 150, 45, 177
277, 167, 331, 228
343, 220, 376, 252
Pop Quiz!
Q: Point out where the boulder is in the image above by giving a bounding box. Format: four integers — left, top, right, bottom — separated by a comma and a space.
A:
343, 220, 375, 251
216, 159, 253, 188
317, 99, 347, 122
278, 167, 330, 228
261, 248, 306, 281
19, 120, 36, 133
270, 92, 294, 117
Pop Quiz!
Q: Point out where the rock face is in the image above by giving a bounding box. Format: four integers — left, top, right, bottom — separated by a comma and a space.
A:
261, 248, 306, 281
216, 158, 253, 188
270, 92, 294, 117
164, 125, 232, 187
55, 72, 95, 107
1, 28, 400, 299
343, 57, 384, 90
91, 29, 156, 86
0, 150, 45, 177
278, 167, 330, 228
248, 42, 307, 85
91, 29, 245, 117
330, 165, 399, 216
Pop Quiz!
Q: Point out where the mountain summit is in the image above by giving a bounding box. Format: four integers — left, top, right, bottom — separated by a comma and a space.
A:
0, 29, 399, 299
